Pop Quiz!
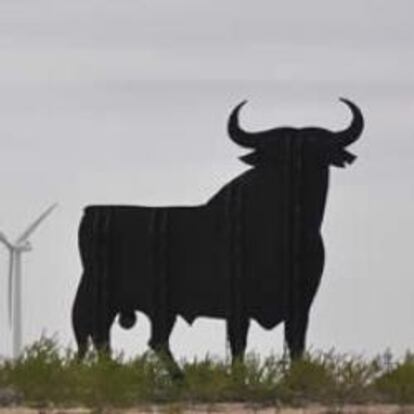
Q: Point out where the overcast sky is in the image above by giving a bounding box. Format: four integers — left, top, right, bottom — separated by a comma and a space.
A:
0, 0, 413, 360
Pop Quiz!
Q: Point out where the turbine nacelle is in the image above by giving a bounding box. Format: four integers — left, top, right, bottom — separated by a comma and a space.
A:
0, 234, 32, 252
15, 241, 32, 252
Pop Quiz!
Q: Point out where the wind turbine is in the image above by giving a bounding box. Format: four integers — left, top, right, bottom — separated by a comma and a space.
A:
0, 203, 58, 359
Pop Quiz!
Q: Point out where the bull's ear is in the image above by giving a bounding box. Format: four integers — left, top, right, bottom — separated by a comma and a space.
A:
330, 148, 357, 168
239, 151, 262, 166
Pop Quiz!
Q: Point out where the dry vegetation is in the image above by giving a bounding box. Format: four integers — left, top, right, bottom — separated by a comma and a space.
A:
0, 337, 414, 409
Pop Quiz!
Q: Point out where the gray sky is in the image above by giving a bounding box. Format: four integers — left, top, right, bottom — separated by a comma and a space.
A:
0, 0, 413, 360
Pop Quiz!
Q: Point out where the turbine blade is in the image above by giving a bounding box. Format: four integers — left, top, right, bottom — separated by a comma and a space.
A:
0, 232, 11, 249
8, 251, 14, 328
17, 203, 58, 243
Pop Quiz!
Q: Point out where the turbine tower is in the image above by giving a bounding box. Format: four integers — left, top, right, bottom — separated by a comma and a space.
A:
0, 203, 58, 359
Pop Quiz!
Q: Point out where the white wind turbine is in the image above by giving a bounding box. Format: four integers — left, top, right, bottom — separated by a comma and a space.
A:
0, 203, 58, 359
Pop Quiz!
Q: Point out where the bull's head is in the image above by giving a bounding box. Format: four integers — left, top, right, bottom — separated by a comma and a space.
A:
228, 98, 364, 168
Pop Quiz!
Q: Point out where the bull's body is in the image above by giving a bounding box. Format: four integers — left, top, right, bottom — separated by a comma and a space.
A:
72, 99, 363, 372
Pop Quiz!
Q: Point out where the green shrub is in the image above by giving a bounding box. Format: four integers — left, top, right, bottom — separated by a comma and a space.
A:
375, 352, 414, 403
277, 353, 337, 404
1, 337, 413, 407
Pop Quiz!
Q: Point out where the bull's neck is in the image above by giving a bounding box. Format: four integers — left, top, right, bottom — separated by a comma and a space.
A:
287, 163, 329, 233
253, 162, 330, 231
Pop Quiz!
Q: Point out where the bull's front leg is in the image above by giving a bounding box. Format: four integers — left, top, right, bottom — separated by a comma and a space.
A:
285, 236, 324, 360
284, 310, 309, 360
227, 316, 250, 364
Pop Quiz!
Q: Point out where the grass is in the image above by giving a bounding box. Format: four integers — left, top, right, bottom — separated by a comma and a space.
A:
1, 337, 414, 408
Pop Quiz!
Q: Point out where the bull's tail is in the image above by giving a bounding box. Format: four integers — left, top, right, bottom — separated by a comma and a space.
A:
118, 311, 137, 329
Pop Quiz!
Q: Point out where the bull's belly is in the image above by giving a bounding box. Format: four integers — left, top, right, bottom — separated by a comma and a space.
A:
249, 291, 285, 329
171, 266, 286, 329
88, 205, 295, 329
113, 259, 286, 329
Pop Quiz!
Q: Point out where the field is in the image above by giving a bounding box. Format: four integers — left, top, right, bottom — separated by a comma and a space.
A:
1, 338, 414, 412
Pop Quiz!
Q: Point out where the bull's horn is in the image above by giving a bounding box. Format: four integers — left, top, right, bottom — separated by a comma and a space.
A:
228, 100, 255, 148
228, 101, 286, 149
334, 98, 364, 147
228, 100, 280, 149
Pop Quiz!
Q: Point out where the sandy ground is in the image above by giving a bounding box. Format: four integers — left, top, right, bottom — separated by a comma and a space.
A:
1, 405, 414, 414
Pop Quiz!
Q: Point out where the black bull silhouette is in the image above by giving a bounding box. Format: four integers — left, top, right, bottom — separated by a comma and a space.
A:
72, 98, 364, 372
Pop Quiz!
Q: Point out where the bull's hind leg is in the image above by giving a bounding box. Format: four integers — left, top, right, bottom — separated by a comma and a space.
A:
72, 275, 92, 360
72, 273, 116, 359
90, 309, 117, 358
148, 315, 182, 379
